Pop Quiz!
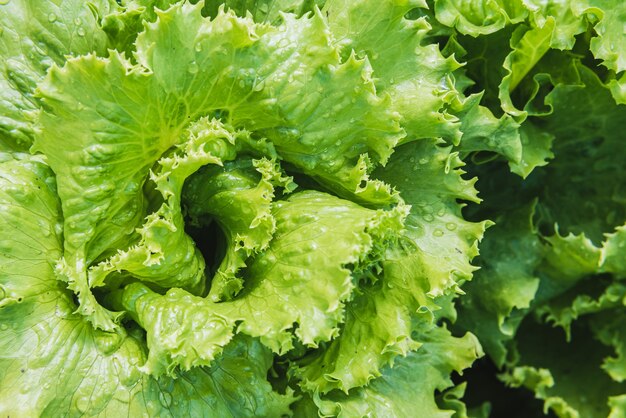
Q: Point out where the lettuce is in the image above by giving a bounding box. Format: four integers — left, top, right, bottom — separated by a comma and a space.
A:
0, 0, 624, 417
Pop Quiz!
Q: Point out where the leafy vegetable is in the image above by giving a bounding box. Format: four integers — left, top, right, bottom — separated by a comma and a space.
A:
0, 0, 624, 417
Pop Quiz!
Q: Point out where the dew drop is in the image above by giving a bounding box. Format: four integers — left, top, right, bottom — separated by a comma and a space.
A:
159, 391, 173, 408
433, 229, 444, 237
188, 62, 199, 74
423, 214, 434, 222
0, 0, 10, 5
253, 80, 265, 91
419, 157, 429, 165
75, 396, 90, 413
47, 13, 57, 23
38, 220, 52, 237
77, 27, 86, 37
194, 42, 203, 52
445, 222, 457, 231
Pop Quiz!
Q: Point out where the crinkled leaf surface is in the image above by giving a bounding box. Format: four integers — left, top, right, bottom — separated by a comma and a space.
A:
0, 0, 116, 150
3, 0, 626, 416
0, 154, 292, 417
203, 0, 323, 23
120, 190, 406, 374
33, 1, 403, 329
502, 318, 626, 418
433, 0, 528, 36
523, 0, 587, 50
573, 0, 626, 74
454, 204, 542, 366
314, 326, 482, 418
375, 140, 488, 296
184, 155, 295, 301
532, 64, 626, 243
292, 138, 488, 394
87, 118, 249, 295
602, 225, 626, 276
324, 0, 462, 143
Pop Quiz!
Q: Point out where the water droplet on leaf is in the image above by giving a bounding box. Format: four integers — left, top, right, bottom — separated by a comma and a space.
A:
445, 222, 457, 231
75, 396, 90, 413
159, 391, 173, 408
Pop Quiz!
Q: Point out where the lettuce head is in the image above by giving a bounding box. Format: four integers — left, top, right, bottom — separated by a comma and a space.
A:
0, 0, 624, 417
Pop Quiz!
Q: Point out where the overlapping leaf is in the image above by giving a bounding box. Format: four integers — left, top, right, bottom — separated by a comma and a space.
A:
323, 0, 462, 143
0, 0, 116, 150
118, 190, 406, 374
292, 139, 488, 393
0, 154, 292, 417
314, 326, 482, 418
33, 1, 402, 329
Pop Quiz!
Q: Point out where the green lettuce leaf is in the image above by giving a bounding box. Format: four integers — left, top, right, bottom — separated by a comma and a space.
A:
454, 203, 542, 366
592, 310, 626, 384
532, 63, 626, 243
119, 190, 407, 374
324, 0, 462, 143
499, 19, 557, 118
376, 140, 488, 296
508, 121, 555, 178
0, 0, 116, 150
292, 139, 488, 394
573, 0, 626, 74
87, 118, 251, 295
0, 153, 293, 417
501, 317, 626, 418
450, 92, 526, 174
314, 325, 482, 418
33, 1, 403, 328
292, 248, 431, 394
184, 154, 295, 301
523, 0, 587, 50
601, 225, 626, 276
433, 0, 528, 36
203, 0, 324, 23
